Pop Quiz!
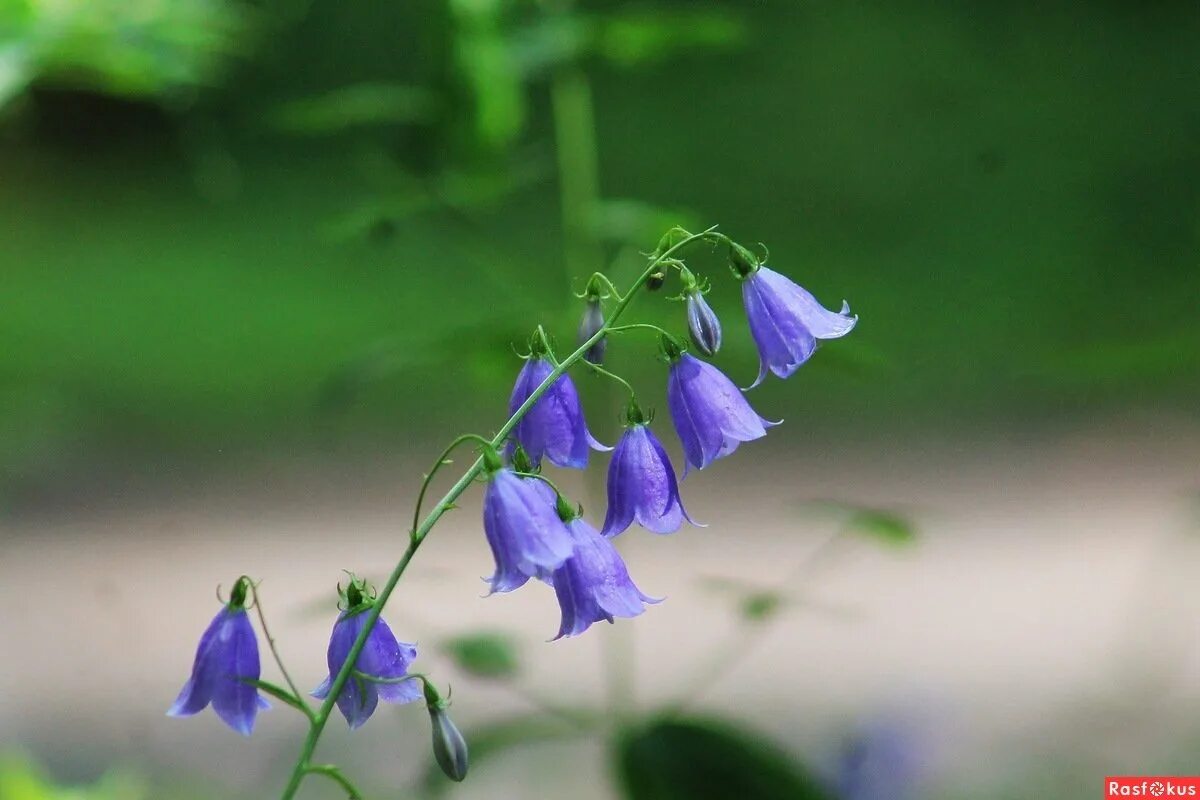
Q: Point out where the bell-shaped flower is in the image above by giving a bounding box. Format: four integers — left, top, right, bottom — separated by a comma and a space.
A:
167, 584, 269, 736
666, 349, 777, 473
741, 266, 856, 387
507, 356, 609, 469
312, 599, 421, 730
550, 515, 659, 639
601, 411, 696, 537
483, 465, 574, 593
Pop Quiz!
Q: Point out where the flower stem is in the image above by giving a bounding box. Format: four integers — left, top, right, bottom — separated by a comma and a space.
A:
411, 433, 495, 539
579, 359, 637, 402
607, 322, 676, 339
305, 764, 364, 799
278, 227, 717, 800
247, 582, 313, 722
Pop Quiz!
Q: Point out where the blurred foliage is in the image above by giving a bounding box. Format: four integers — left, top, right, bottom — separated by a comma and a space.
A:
0, 0, 1196, 489
0, 0, 247, 104
844, 509, 917, 548
616, 718, 832, 800
441, 631, 520, 679
0, 755, 146, 800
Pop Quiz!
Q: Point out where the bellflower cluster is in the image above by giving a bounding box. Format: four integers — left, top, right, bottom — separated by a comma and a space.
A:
167, 225, 855, 799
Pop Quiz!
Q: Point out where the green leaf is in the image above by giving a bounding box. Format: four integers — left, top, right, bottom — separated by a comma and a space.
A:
265, 83, 437, 135
616, 718, 832, 800
846, 509, 916, 546
596, 9, 746, 68
442, 631, 520, 679
739, 591, 783, 622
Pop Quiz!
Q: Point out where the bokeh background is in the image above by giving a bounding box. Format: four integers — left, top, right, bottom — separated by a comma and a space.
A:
2, 1, 1199, 798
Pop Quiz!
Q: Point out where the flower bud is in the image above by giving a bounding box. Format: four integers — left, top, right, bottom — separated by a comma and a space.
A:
422, 680, 468, 782
646, 269, 666, 291
577, 298, 607, 365
685, 290, 722, 356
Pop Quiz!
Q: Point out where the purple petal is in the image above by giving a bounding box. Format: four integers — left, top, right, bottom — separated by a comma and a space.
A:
669, 355, 768, 472
743, 272, 816, 385
602, 425, 695, 537
483, 468, 574, 593
551, 519, 658, 639
757, 267, 857, 340
508, 359, 606, 469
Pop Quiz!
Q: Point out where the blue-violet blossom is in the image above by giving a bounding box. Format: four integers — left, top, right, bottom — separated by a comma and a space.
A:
550, 514, 659, 639
741, 265, 857, 387
601, 415, 695, 537
483, 465, 574, 593
167, 584, 268, 736
507, 356, 609, 469
312, 596, 421, 730
666, 350, 777, 473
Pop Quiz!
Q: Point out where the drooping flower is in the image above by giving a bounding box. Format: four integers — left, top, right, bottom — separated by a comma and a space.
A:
167, 579, 269, 736
483, 464, 574, 593
550, 514, 659, 639
507, 355, 609, 469
601, 406, 696, 537
577, 296, 607, 365
666, 347, 777, 473
312, 582, 421, 730
740, 265, 857, 387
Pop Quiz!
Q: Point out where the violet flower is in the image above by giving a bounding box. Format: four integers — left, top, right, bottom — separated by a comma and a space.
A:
741, 265, 857, 387
507, 356, 609, 469
601, 410, 696, 537
666, 348, 777, 473
167, 582, 268, 736
483, 465, 574, 593
312, 588, 421, 730
550, 514, 659, 639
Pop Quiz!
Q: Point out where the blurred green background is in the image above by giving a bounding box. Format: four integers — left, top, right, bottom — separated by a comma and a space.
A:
3, 0, 1197, 502
2, 1, 1199, 798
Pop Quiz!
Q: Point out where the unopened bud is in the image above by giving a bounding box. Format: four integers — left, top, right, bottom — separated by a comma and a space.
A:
685, 291, 722, 356
423, 680, 469, 782
577, 298, 607, 365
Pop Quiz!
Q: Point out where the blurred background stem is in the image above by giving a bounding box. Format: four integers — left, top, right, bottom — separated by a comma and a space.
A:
548, 9, 603, 288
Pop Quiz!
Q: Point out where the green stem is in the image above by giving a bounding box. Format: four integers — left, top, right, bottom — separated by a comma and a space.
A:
550, 49, 603, 284
305, 764, 364, 799
580, 359, 636, 402
607, 322, 675, 339
411, 433, 495, 539
278, 228, 716, 800
248, 582, 313, 722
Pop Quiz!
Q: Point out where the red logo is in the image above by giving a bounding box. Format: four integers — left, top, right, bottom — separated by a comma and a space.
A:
1106, 778, 1200, 797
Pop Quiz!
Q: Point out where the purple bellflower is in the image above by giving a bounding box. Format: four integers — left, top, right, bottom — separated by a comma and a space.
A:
550, 508, 659, 639
483, 461, 574, 593
507, 355, 609, 469
739, 263, 857, 388
601, 404, 696, 537
312, 580, 421, 730
665, 344, 778, 474
167, 578, 269, 736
